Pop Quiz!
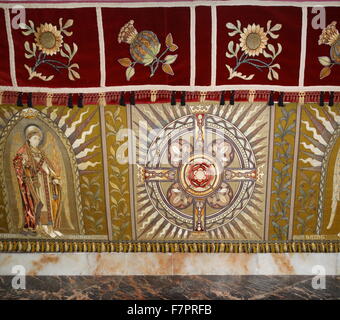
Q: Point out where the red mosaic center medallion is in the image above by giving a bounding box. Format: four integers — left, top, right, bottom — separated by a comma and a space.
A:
179, 154, 222, 197
187, 162, 214, 188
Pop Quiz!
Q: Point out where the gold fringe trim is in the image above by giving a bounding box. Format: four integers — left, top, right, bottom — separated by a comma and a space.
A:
0, 91, 3, 105
0, 240, 339, 253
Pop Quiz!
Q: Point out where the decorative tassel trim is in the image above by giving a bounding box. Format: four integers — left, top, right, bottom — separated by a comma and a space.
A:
278, 92, 284, 107
248, 90, 256, 103
199, 91, 207, 102
171, 91, 176, 105
56, 94, 69, 106
129, 91, 136, 105
329, 91, 334, 106
77, 93, 84, 108
0, 240, 338, 253
306, 92, 322, 103
98, 92, 106, 107
0, 91, 340, 106
150, 90, 157, 102
255, 90, 271, 102
180, 91, 186, 106
67, 94, 73, 108
102, 92, 120, 105
298, 91, 305, 105
17, 92, 23, 107
220, 91, 225, 105
229, 90, 235, 105
27, 93, 33, 108
82, 94, 100, 105
268, 91, 274, 106
133, 90, 151, 103
46, 93, 53, 107
119, 92, 126, 106
319, 91, 325, 107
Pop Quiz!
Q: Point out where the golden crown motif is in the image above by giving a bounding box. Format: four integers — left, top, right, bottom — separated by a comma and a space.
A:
189, 105, 210, 114
21, 108, 38, 119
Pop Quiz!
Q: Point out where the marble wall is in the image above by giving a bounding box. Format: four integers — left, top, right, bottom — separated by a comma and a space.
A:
0, 253, 339, 300
0, 253, 339, 276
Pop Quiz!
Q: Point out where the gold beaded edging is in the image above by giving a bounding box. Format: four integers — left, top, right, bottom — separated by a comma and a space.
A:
0, 240, 339, 253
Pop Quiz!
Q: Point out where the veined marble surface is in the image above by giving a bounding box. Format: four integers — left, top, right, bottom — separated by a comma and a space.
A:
0, 253, 339, 276
1, 275, 339, 300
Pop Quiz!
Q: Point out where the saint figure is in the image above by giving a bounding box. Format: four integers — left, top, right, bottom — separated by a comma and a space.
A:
13, 125, 63, 238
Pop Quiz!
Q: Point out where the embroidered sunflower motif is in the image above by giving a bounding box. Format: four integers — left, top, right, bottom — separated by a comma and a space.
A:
21, 18, 80, 81
318, 21, 340, 79
34, 23, 63, 56
225, 20, 282, 81
239, 24, 268, 57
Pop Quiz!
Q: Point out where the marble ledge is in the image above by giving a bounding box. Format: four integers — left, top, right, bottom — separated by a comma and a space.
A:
1, 276, 340, 300
0, 253, 339, 276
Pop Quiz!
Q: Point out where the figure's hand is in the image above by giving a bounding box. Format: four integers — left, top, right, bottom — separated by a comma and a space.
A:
22, 154, 28, 165
52, 179, 60, 185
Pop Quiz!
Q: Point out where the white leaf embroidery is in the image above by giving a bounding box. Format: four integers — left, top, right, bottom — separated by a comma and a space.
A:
164, 54, 178, 65
126, 66, 135, 81
318, 56, 331, 67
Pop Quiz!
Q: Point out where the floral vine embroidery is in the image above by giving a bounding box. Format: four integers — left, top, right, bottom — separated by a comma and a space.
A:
295, 172, 318, 235
117, 20, 178, 81
21, 18, 80, 81
270, 107, 296, 240
225, 20, 282, 81
318, 21, 340, 79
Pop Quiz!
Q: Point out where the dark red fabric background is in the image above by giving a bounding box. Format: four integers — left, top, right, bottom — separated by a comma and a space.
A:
216, 6, 302, 86
304, 7, 340, 86
195, 6, 211, 86
11, 8, 100, 88
2, 5, 339, 90
102, 7, 190, 86
0, 9, 12, 86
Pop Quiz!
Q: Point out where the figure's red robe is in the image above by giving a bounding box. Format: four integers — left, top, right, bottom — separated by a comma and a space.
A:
13, 143, 62, 231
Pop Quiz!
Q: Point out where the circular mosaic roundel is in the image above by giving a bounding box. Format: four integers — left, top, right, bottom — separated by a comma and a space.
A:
179, 154, 223, 197
144, 113, 257, 232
